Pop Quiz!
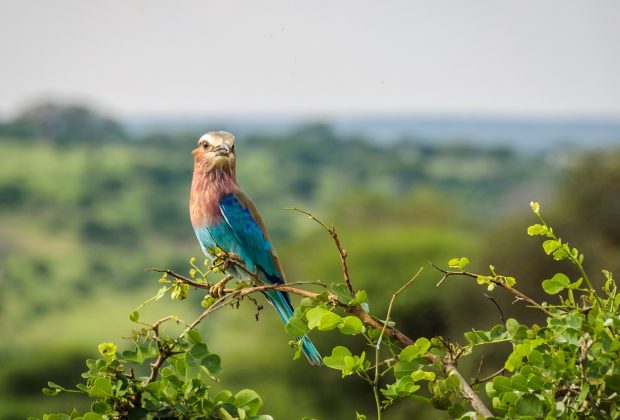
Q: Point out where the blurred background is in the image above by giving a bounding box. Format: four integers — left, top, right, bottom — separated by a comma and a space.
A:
1, 1, 620, 418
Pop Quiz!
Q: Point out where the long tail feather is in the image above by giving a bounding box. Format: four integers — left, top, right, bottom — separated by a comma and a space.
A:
267, 290, 323, 366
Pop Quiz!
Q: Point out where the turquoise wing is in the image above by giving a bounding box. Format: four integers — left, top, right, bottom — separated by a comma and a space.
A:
217, 191, 323, 366
218, 191, 284, 284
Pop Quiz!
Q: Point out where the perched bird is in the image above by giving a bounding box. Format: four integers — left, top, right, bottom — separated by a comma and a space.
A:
189, 131, 322, 366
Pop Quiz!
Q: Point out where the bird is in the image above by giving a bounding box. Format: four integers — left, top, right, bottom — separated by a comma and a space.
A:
189, 131, 322, 366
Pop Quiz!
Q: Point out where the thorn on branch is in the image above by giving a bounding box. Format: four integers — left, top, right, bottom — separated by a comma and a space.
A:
483, 293, 506, 323
470, 367, 507, 386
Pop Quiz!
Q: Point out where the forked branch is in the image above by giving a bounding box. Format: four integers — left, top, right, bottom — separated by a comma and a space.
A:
150, 266, 493, 417
286, 207, 354, 295
431, 263, 553, 317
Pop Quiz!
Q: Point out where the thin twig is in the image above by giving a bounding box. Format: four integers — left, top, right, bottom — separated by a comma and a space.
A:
373, 268, 424, 419
483, 293, 506, 323
147, 316, 175, 383
146, 268, 208, 289
431, 263, 553, 317
287, 207, 354, 295
148, 266, 494, 417
471, 367, 507, 386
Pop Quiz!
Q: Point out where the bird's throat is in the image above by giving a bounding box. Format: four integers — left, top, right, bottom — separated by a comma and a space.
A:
189, 166, 238, 228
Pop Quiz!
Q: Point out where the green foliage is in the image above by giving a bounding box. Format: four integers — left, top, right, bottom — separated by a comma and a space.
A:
1, 111, 616, 418
39, 317, 271, 419
38, 203, 620, 419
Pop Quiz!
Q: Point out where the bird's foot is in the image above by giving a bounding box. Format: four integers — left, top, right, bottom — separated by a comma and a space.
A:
209, 275, 233, 298
225, 252, 245, 267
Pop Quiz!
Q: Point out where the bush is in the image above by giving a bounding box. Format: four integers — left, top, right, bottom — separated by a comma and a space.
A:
37, 204, 620, 419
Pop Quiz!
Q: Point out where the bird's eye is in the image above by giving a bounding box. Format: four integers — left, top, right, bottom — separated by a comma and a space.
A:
202, 143, 208, 149
231, 145, 235, 153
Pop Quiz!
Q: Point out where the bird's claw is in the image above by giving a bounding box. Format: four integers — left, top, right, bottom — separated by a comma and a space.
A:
209, 275, 233, 298
223, 252, 244, 269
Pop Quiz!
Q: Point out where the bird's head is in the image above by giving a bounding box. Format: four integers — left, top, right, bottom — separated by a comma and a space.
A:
192, 131, 236, 173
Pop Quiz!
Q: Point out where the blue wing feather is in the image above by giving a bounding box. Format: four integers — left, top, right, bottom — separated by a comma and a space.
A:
218, 192, 283, 284
207, 191, 322, 366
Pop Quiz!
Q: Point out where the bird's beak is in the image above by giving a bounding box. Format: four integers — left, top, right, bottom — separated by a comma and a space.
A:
214, 144, 231, 156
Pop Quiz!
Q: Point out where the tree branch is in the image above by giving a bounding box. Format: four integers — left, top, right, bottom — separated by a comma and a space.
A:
151, 268, 494, 417
147, 316, 175, 383
431, 263, 553, 317
287, 207, 354, 295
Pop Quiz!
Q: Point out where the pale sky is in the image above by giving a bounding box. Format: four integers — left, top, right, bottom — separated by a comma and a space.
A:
1, 0, 620, 118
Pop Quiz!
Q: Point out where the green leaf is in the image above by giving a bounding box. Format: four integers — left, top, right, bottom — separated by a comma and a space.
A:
431, 395, 452, 410
477, 275, 493, 285
489, 324, 506, 340
91, 401, 111, 414
448, 257, 460, 268
515, 394, 543, 417
492, 376, 512, 393
510, 374, 529, 392
506, 318, 528, 339
527, 224, 548, 236
319, 311, 343, 330
400, 338, 431, 362
464, 331, 480, 345
88, 377, 112, 398
189, 343, 209, 360
202, 354, 221, 374
42, 386, 61, 396
129, 310, 139, 322
505, 340, 540, 372
330, 282, 353, 303
306, 307, 329, 329
233, 389, 263, 416
448, 403, 466, 418
458, 257, 470, 270
214, 390, 234, 404
323, 346, 353, 370
543, 240, 561, 255
186, 328, 202, 344
542, 273, 570, 295
211, 403, 238, 419
285, 316, 308, 337
338, 316, 365, 335
567, 277, 583, 290
552, 247, 569, 261
299, 297, 317, 308
349, 290, 369, 312
382, 375, 423, 399
504, 318, 517, 333
411, 370, 435, 382
393, 361, 417, 379
306, 307, 343, 331
448, 257, 469, 270
504, 276, 516, 287
145, 380, 164, 397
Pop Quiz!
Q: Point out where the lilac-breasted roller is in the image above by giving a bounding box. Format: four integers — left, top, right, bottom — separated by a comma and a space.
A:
189, 131, 322, 366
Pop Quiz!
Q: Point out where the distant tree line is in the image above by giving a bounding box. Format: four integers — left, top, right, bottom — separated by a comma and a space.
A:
0, 102, 127, 144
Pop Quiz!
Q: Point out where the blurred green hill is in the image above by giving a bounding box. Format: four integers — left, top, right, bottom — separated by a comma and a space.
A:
0, 103, 617, 419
